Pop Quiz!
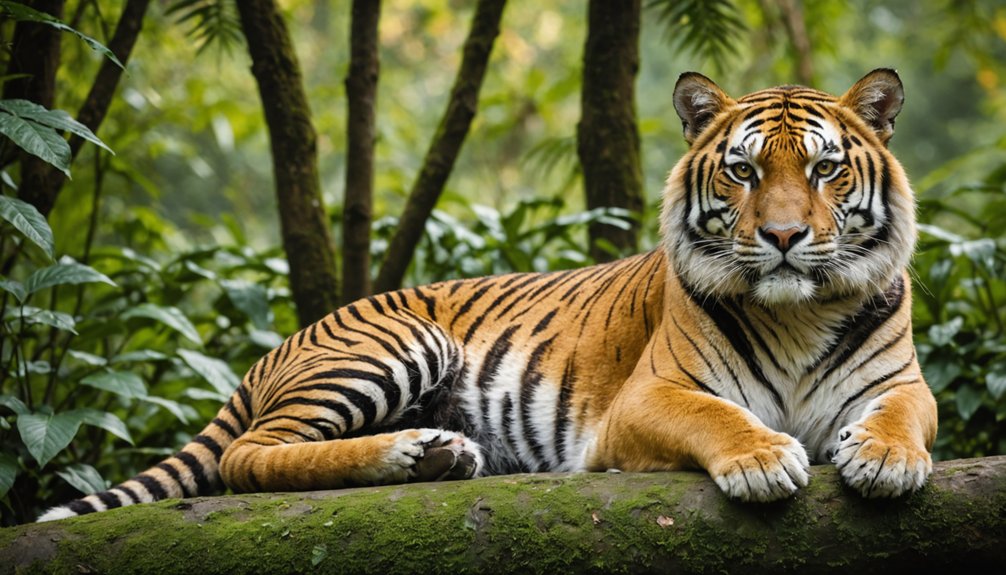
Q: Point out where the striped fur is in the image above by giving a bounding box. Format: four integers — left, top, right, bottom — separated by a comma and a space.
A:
38, 70, 937, 521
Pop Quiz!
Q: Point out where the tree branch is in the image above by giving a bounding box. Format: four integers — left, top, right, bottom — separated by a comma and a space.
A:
577, 0, 644, 262
237, 0, 340, 326
340, 0, 382, 304
373, 0, 507, 294
3, 458, 1004, 573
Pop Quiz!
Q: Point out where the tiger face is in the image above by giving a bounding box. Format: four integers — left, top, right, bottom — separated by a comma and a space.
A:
661, 69, 917, 306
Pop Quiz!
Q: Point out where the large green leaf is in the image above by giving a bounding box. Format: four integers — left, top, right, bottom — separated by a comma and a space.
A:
6, 305, 77, 334
141, 396, 193, 424
0, 452, 17, 498
121, 303, 202, 345
16, 410, 85, 468
0, 394, 29, 415
0, 1, 124, 68
74, 408, 134, 445
55, 463, 106, 495
24, 261, 116, 296
0, 278, 26, 302
0, 111, 70, 175
0, 195, 54, 260
177, 348, 240, 396
0, 99, 111, 153
986, 365, 1006, 400
955, 385, 984, 421
219, 278, 272, 329
80, 370, 147, 399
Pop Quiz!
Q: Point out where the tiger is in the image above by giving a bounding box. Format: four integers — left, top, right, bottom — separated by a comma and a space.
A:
38, 69, 937, 521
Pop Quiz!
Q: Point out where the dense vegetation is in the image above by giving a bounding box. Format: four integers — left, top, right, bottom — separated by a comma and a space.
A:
0, 0, 1003, 525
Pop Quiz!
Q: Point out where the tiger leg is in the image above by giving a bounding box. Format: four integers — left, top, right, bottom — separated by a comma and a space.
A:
588, 381, 809, 502
220, 427, 483, 492
832, 379, 937, 498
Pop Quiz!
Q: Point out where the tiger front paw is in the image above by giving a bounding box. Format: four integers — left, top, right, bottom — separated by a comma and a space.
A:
833, 423, 931, 498
708, 432, 809, 502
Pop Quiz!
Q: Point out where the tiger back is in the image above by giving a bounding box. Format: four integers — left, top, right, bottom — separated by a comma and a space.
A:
38, 69, 936, 521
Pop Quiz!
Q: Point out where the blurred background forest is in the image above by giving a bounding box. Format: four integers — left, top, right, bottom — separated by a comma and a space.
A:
0, 0, 1004, 525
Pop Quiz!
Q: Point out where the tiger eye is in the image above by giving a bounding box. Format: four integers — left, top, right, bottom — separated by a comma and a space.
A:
814, 160, 837, 177
730, 162, 754, 180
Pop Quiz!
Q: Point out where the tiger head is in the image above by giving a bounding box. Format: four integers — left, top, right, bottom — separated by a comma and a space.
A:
661, 69, 916, 306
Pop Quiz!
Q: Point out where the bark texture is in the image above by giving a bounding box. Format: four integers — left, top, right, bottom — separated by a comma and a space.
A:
373, 0, 506, 294
237, 0, 340, 326
777, 0, 814, 86
577, 0, 644, 263
2, 458, 1004, 574
340, 0, 382, 304
4, 0, 65, 216
16, 0, 151, 217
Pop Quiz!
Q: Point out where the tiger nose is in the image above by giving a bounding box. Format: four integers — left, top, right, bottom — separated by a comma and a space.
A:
758, 224, 809, 253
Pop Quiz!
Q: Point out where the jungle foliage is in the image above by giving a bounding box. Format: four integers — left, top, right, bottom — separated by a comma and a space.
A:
0, 0, 1004, 525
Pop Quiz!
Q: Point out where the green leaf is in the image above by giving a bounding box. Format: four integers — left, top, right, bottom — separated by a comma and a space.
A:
955, 385, 984, 421
0, 394, 29, 415
220, 278, 272, 329
0, 2, 124, 68
111, 349, 171, 364
141, 396, 192, 424
0, 278, 26, 302
0, 195, 54, 259
75, 408, 134, 445
0, 100, 112, 153
987, 366, 1006, 400
924, 357, 962, 394
0, 452, 17, 498
17, 411, 85, 468
177, 349, 240, 395
121, 303, 202, 345
55, 463, 106, 495
67, 350, 108, 367
24, 261, 116, 296
80, 370, 147, 399
6, 305, 77, 334
249, 329, 284, 349
0, 111, 70, 175
927, 317, 963, 347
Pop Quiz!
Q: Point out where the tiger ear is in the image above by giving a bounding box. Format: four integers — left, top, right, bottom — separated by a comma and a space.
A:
673, 72, 731, 145
840, 68, 904, 146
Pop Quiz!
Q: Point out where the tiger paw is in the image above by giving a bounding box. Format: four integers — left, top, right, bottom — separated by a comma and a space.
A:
708, 432, 810, 502
382, 429, 482, 484
833, 423, 931, 498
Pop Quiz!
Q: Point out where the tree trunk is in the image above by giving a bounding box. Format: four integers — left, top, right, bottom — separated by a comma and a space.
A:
777, 0, 814, 86
373, 0, 507, 294
2, 457, 1003, 573
237, 0, 340, 327
4, 0, 65, 217
340, 0, 382, 305
18, 0, 151, 218
577, 0, 644, 263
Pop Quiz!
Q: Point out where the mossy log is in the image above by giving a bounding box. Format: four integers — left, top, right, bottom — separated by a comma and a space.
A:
2, 457, 1004, 574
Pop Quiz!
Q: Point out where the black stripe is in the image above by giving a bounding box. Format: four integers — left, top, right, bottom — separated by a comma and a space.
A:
156, 462, 191, 497
135, 473, 168, 500
175, 452, 212, 495
319, 317, 361, 347
303, 367, 400, 415
532, 309, 558, 335
96, 490, 123, 510
683, 284, 783, 409
269, 396, 355, 430
450, 283, 495, 330
236, 384, 253, 422
828, 354, 916, 433
553, 359, 576, 463
476, 326, 520, 417
192, 434, 224, 459
279, 385, 377, 428
212, 416, 239, 438
117, 485, 141, 504
519, 337, 556, 469
68, 499, 97, 515
411, 286, 438, 321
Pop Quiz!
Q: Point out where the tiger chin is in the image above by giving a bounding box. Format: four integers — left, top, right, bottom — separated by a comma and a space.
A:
38, 69, 937, 522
